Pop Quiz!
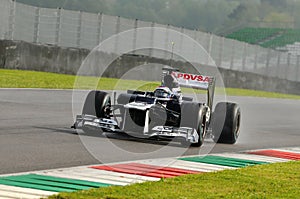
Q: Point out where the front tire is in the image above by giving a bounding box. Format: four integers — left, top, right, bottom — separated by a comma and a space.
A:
81, 91, 111, 134
82, 90, 111, 118
181, 102, 207, 147
212, 102, 241, 144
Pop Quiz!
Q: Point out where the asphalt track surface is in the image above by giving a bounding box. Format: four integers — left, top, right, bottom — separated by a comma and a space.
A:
0, 89, 299, 174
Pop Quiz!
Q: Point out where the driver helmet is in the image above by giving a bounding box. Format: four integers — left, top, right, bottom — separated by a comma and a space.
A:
154, 86, 172, 98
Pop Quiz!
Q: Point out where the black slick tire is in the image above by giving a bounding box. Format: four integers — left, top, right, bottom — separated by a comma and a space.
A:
212, 102, 241, 144
82, 90, 111, 118
181, 102, 207, 147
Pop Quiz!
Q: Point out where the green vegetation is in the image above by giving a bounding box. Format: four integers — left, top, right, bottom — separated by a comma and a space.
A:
224, 88, 300, 100
226, 27, 282, 44
49, 161, 300, 199
227, 27, 300, 48
1, 69, 300, 99
0, 69, 159, 91
15, 0, 239, 32
261, 29, 300, 48
15, 0, 300, 33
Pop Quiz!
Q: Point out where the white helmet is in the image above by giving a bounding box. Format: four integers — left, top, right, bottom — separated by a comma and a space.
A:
154, 86, 172, 98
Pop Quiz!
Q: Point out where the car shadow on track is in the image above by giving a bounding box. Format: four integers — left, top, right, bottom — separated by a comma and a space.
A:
33, 126, 186, 148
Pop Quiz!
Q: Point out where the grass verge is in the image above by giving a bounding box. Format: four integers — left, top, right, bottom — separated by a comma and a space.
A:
49, 161, 300, 199
1, 69, 300, 99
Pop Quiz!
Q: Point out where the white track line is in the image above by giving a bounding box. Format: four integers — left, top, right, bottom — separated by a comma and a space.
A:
213, 153, 288, 163
35, 167, 160, 187
0, 185, 55, 197
275, 147, 300, 154
0, 190, 40, 199
72, 167, 160, 182
37, 170, 139, 186
0, 147, 298, 198
38, 171, 129, 186
0, 184, 56, 199
135, 158, 234, 172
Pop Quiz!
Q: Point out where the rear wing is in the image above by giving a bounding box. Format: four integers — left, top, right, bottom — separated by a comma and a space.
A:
170, 72, 215, 90
162, 68, 216, 110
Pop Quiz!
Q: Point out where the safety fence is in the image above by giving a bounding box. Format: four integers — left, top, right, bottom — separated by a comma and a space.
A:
0, 0, 299, 82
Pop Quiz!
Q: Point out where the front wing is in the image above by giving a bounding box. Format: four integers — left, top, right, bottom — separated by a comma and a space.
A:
73, 114, 199, 144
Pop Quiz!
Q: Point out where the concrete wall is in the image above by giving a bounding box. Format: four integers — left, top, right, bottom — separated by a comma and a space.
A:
219, 68, 300, 95
1, 40, 300, 95
0, 40, 89, 74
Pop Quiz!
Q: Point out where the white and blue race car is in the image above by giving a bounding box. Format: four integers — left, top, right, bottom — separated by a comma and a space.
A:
72, 67, 241, 147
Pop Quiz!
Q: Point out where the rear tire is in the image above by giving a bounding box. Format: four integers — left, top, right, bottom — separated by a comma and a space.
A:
212, 102, 241, 144
82, 90, 111, 118
181, 102, 207, 147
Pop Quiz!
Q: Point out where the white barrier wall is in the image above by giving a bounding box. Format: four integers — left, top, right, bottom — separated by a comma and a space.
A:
0, 0, 300, 82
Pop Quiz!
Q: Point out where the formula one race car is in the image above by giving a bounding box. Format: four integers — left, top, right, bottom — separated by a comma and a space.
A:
72, 67, 241, 147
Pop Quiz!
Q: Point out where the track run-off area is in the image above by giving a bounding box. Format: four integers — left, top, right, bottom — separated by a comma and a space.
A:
0, 88, 300, 175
